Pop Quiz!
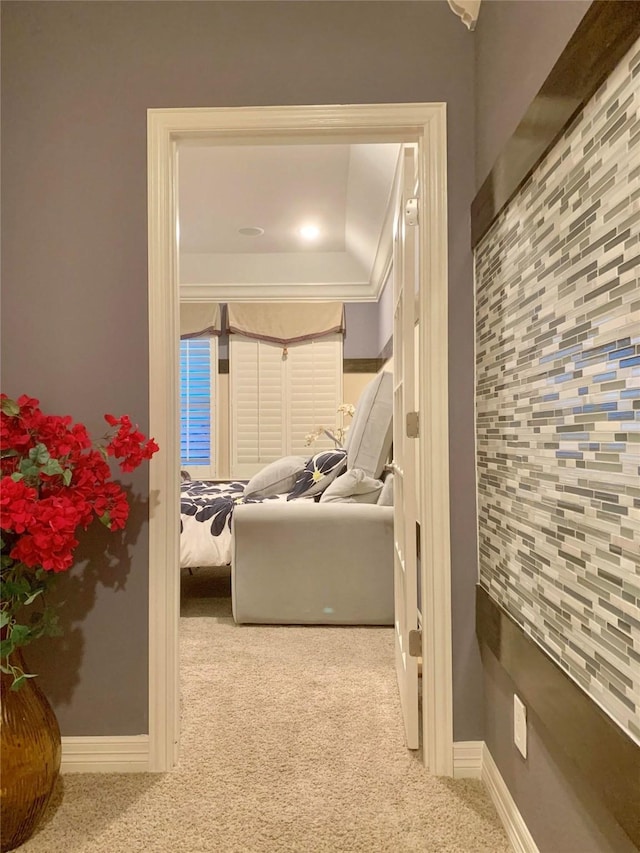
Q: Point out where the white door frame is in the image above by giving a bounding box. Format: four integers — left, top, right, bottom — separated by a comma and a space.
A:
147, 103, 453, 774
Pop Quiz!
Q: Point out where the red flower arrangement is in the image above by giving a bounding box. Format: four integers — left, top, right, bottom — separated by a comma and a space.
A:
0, 394, 158, 688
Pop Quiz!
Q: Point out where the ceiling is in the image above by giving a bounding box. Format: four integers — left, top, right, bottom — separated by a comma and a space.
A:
177, 142, 400, 300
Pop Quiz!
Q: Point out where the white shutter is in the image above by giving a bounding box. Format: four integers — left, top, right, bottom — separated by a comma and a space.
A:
180, 337, 218, 479
230, 335, 287, 477
287, 335, 343, 455
230, 333, 343, 478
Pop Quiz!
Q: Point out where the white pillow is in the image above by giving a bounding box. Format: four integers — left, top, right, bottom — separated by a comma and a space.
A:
243, 455, 308, 499
320, 467, 383, 504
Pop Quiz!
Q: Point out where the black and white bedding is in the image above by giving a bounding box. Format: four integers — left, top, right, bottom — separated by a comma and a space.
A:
180, 449, 349, 569
180, 480, 282, 569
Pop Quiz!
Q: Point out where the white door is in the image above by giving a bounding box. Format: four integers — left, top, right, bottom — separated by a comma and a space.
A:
392, 146, 421, 750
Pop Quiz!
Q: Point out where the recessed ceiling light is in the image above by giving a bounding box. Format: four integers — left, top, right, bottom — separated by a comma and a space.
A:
238, 226, 264, 237
299, 224, 320, 241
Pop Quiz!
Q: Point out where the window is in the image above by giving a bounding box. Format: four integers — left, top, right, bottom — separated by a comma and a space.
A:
180, 337, 218, 479
229, 334, 343, 478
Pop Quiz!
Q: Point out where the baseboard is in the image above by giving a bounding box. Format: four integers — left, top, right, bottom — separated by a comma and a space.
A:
61, 735, 150, 773
453, 740, 483, 778
59, 733, 535, 852
482, 744, 539, 853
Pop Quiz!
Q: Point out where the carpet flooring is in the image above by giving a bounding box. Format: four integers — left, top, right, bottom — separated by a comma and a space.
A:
20, 566, 511, 852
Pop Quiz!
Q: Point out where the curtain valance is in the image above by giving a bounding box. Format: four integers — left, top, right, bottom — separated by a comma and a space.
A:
227, 302, 344, 346
447, 0, 481, 30
180, 303, 222, 339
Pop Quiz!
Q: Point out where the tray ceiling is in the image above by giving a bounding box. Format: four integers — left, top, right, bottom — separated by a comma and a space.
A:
178, 141, 400, 297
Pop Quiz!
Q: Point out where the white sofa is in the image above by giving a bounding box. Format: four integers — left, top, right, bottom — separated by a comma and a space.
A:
231, 371, 395, 625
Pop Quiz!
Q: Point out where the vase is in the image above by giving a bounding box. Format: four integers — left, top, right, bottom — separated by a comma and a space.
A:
0, 651, 61, 853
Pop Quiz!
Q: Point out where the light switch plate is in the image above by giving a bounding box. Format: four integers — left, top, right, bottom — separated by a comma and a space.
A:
514, 694, 527, 759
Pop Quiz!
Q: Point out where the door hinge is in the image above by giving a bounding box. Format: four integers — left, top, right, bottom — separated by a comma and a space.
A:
405, 197, 419, 226
406, 411, 419, 438
409, 629, 422, 657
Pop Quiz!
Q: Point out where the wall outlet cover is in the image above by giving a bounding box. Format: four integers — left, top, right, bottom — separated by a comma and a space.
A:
514, 694, 527, 759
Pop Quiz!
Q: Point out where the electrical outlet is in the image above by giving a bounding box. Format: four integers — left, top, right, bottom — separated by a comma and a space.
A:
514, 694, 527, 759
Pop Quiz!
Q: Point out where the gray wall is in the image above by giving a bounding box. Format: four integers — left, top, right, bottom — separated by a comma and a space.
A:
474, 0, 592, 188
483, 648, 637, 853
471, 3, 640, 851
377, 272, 394, 357
1, 1, 479, 738
343, 301, 381, 359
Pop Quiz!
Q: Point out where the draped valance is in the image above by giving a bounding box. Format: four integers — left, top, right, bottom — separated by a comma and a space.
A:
227, 302, 344, 346
180, 303, 222, 339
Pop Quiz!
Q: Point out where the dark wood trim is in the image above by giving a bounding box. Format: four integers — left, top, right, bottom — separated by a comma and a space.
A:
221, 357, 386, 374
343, 358, 386, 374
476, 585, 640, 848
471, 1, 640, 248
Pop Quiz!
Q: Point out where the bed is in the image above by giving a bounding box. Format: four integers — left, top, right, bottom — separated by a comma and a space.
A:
179, 371, 395, 625
180, 437, 354, 570
180, 480, 283, 569
179, 448, 348, 569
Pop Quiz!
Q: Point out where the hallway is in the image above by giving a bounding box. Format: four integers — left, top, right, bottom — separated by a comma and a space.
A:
22, 567, 509, 852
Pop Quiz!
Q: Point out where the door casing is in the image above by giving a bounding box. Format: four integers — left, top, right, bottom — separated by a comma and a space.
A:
147, 102, 453, 774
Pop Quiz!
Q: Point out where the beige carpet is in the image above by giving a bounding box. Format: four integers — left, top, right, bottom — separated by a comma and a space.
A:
21, 566, 511, 853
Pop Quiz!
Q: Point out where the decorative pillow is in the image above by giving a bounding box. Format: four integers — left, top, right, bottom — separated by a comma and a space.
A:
243, 455, 308, 499
377, 473, 394, 506
346, 371, 393, 478
319, 468, 383, 504
286, 448, 347, 501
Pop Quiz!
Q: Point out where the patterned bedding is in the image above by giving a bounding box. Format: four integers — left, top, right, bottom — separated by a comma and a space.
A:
180, 480, 282, 568
180, 451, 349, 569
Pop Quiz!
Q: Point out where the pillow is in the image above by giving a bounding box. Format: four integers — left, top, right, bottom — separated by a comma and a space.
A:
319, 468, 383, 504
243, 455, 308, 499
346, 371, 393, 478
377, 473, 394, 506
286, 448, 347, 501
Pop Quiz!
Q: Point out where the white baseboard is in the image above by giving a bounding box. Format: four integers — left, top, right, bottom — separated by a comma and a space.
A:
482, 744, 539, 853
61, 735, 149, 773
59, 734, 534, 853
453, 740, 483, 778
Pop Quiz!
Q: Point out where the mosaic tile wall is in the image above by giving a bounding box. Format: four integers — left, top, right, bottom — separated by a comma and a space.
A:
475, 38, 640, 743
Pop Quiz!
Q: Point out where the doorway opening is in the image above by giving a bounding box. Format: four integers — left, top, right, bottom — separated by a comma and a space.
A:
147, 103, 452, 774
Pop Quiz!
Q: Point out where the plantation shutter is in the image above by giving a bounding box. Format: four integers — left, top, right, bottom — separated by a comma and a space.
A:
180, 337, 217, 478
230, 336, 287, 478
229, 334, 343, 478
288, 335, 343, 455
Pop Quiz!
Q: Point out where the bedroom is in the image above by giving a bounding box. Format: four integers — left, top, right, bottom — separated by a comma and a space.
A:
176, 140, 400, 605
145, 101, 453, 773
178, 299, 393, 572
171, 125, 436, 744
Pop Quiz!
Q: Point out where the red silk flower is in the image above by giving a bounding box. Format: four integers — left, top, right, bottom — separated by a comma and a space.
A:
0, 394, 158, 572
